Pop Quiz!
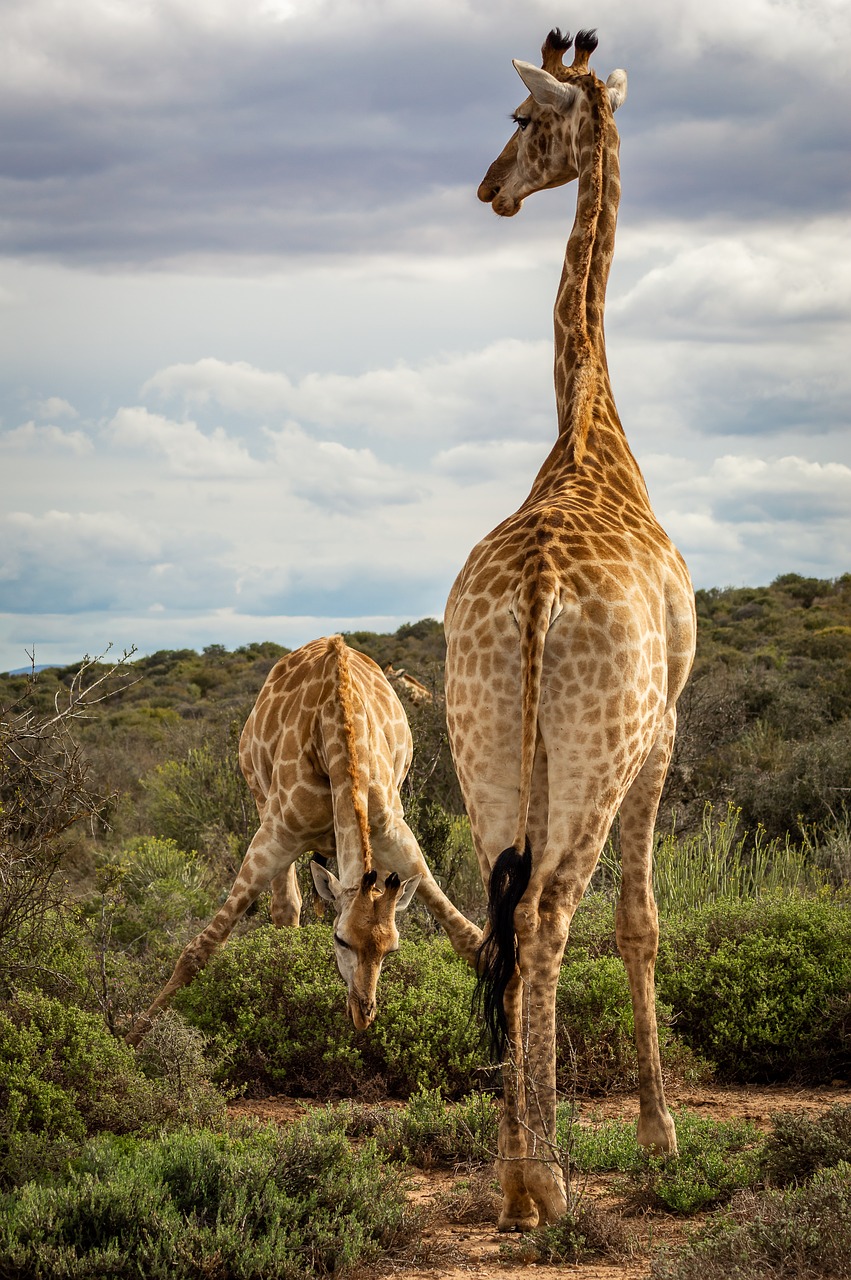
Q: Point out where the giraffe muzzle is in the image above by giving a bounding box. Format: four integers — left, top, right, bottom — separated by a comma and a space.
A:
348, 993, 377, 1030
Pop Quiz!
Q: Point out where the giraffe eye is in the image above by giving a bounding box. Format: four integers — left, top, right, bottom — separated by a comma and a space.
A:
513, 114, 531, 132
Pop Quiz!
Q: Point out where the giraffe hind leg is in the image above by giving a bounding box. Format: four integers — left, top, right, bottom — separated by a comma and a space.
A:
616, 708, 678, 1154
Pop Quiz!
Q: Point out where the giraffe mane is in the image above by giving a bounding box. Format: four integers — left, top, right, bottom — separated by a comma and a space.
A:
330, 635, 373, 875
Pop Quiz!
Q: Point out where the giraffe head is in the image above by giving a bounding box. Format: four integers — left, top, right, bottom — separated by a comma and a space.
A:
311, 865, 421, 1029
478, 28, 627, 217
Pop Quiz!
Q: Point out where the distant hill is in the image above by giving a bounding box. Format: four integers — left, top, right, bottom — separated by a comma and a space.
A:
2, 577, 849, 840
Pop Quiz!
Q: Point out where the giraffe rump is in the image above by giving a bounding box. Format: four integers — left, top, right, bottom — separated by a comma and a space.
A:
474, 839, 532, 1061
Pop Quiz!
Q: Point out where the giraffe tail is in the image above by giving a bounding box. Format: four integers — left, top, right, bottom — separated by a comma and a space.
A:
474, 566, 560, 1061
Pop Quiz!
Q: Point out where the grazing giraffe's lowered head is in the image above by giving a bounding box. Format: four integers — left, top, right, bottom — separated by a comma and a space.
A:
126, 636, 481, 1046
312, 866, 419, 1029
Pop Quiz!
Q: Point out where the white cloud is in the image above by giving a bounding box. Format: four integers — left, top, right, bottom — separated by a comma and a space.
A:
0, 422, 92, 454
107, 406, 259, 476
144, 340, 553, 443
34, 396, 79, 420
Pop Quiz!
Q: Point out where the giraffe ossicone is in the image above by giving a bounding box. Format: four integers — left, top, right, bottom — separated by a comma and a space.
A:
126, 635, 481, 1046
446, 25, 696, 1231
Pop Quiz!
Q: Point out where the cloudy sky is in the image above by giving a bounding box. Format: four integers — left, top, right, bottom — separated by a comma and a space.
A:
1, 0, 849, 672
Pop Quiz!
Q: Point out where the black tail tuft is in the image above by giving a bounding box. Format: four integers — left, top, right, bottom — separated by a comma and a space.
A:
473, 839, 532, 1062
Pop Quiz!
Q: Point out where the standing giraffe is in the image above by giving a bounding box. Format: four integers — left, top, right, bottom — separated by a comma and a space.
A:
127, 636, 481, 1045
444, 29, 696, 1229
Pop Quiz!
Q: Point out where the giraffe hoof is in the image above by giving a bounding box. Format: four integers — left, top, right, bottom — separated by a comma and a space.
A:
498, 1206, 539, 1232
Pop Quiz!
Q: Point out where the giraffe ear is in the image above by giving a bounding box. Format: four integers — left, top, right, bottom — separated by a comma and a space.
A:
513, 60, 578, 113
311, 861, 342, 903
606, 69, 628, 112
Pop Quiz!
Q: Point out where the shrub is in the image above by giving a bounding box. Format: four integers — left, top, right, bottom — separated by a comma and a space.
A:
370, 1088, 499, 1166
83, 837, 217, 960
652, 1164, 851, 1280
761, 1104, 851, 1185
0, 991, 222, 1187
175, 923, 365, 1094
657, 896, 851, 1081
0, 1117, 413, 1279
626, 1111, 764, 1213
555, 954, 705, 1094
141, 729, 255, 871
563, 1109, 762, 1213
367, 938, 480, 1094
175, 925, 482, 1097
500, 1200, 636, 1265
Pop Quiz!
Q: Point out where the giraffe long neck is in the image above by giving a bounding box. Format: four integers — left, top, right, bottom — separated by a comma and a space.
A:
536, 77, 650, 510
553, 79, 620, 453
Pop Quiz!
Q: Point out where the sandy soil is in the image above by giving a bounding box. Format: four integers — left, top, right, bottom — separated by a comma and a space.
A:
230, 1081, 851, 1280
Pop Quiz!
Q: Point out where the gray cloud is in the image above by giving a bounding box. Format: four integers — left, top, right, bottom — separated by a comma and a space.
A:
2, 1, 848, 265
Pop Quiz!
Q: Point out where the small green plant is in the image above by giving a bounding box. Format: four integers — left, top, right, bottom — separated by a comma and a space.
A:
652, 1163, 851, 1280
372, 1088, 499, 1166
500, 1198, 636, 1265
564, 1111, 637, 1172
628, 1111, 764, 1213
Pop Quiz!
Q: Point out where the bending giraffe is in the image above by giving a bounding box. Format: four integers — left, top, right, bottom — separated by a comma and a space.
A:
444, 29, 696, 1229
127, 636, 481, 1045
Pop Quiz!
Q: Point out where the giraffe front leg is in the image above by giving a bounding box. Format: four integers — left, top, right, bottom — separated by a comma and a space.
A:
617, 711, 678, 1154
126, 824, 294, 1046
270, 861, 302, 927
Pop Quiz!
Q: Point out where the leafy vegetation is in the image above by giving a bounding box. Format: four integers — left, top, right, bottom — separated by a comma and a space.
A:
657, 896, 851, 1081
173, 925, 482, 1097
0, 1117, 414, 1279
652, 1165, 851, 1280
2, 590, 851, 1276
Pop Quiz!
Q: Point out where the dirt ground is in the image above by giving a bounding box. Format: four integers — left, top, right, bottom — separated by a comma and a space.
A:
231, 1081, 851, 1280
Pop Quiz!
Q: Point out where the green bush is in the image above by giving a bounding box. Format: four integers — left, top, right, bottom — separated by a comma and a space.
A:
0, 1117, 412, 1279
175, 924, 482, 1097
500, 1200, 635, 1265
563, 1109, 762, 1213
141, 730, 255, 870
84, 837, 217, 957
658, 896, 851, 1081
555, 954, 705, 1094
762, 1104, 851, 1185
175, 923, 364, 1093
0, 991, 222, 1187
371, 1088, 499, 1166
627, 1111, 763, 1213
652, 1164, 851, 1280
367, 938, 480, 1094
